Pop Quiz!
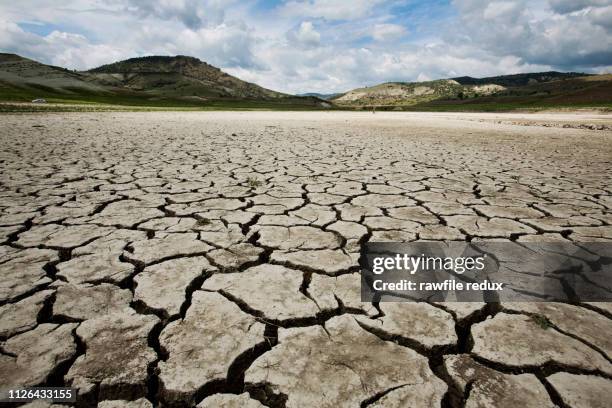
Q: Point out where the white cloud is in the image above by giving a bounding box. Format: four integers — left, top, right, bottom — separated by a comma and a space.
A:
452, 0, 612, 69
44, 31, 130, 69
547, 0, 611, 14
0, 20, 130, 70
131, 22, 257, 68
104, 0, 234, 29
589, 5, 612, 29
230, 37, 552, 94
122, 0, 205, 28
1, 0, 611, 93
279, 0, 385, 21
416, 73, 431, 81
0, 0, 258, 70
286, 21, 321, 47
482, 1, 522, 20
370, 24, 406, 41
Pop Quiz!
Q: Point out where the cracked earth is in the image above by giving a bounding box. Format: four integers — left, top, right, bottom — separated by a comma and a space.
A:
1, 111, 611, 407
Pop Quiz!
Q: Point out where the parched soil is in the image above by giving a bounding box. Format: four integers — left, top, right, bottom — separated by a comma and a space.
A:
1, 111, 611, 407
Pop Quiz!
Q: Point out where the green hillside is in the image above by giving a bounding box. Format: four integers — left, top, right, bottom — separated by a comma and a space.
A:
331, 72, 612, 111
0, 53, 328, 110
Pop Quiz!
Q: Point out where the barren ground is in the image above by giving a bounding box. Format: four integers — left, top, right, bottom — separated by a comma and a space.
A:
1, 111, 611, 407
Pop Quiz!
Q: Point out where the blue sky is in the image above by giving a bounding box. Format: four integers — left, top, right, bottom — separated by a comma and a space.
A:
1, 1, 611, 93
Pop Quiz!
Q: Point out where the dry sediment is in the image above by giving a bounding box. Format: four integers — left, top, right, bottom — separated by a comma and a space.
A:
0, 111, 611, 407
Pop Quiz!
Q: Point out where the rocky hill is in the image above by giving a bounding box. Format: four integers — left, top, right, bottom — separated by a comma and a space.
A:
331, 71, 611, 109
333, 79, 502, 106
423, 73, 612, 110
0, 53, 328, 108
452, 72, 588, 87
86, 55, 285, 99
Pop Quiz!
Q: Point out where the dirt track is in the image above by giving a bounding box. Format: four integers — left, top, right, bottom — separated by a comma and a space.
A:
1, 111, 611, 407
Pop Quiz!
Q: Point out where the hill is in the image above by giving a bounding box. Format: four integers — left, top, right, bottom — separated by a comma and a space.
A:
452, 72, 588, 87
2, 53, 609, 111
0, 53, 108, 94
333, 79, 503, 106
86, 55, 284, 99
420, 74, 612, 111
0, 53, 326, 109
331, 71, 612, 110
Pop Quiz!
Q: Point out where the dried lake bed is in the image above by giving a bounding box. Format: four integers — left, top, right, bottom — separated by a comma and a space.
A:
1, 111, 611, 407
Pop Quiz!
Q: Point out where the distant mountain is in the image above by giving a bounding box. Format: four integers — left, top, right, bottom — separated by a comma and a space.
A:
331, 71, 611, 109
0, 53, 327, 108
297, 92, 341, 100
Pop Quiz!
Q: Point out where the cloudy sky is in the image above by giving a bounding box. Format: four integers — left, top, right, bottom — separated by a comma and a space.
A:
1, 0, 611, 94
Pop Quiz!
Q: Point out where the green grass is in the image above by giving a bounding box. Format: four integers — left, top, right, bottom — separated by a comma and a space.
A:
531, 314, 553, 330
3, 84, 611, 113
246, 177, 263, 188
0, 85, 333, 112
196, 218, 211, 226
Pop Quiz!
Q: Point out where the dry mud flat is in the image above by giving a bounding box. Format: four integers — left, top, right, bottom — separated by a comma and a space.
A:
0, 111, 611, 407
